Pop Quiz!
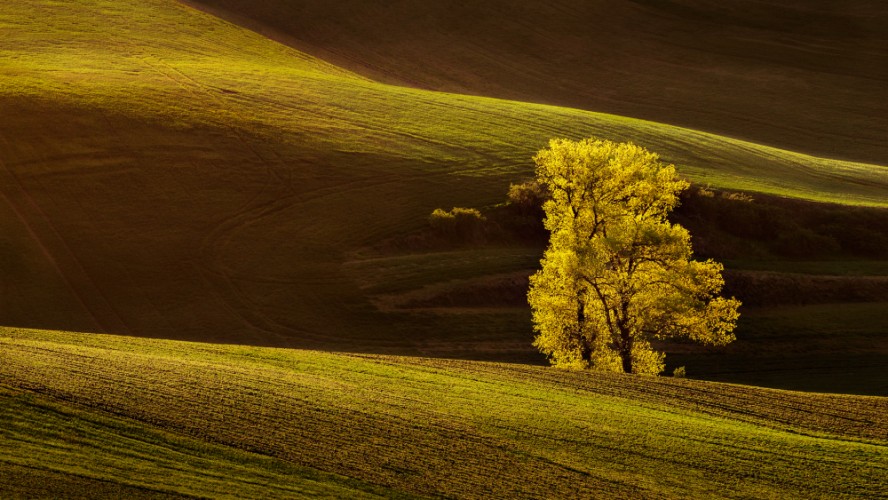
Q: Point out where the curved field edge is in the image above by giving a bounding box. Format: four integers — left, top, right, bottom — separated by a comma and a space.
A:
0, 386, 399, 499
1, 328, 886, 499
1, 0, 887, 207
184, 0, 888, 165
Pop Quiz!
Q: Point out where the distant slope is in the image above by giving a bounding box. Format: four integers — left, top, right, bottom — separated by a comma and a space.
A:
1, 0, 887, 385
187, 0, 888, 164
1, 328, 886, 498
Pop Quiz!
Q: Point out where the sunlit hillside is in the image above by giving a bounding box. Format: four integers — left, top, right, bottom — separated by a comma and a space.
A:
1, 327, 886, 498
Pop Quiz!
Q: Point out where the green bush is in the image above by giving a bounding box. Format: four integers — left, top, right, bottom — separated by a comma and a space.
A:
429, 207, 487, 242
507, 180, 548, 216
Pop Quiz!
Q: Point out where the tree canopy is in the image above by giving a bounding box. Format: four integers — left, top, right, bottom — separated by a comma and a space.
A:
528, 138, 740, 374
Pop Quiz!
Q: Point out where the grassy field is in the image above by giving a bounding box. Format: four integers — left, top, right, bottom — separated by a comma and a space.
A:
1, 327, 886, 498
0, 386, 393, 499
667, 302, 888, 395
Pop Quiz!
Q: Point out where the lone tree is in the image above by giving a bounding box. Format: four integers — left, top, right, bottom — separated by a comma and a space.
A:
528, 138, 740, 374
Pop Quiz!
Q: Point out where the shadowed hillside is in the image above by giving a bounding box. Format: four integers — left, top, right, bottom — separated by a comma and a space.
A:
187, 0, 888, 164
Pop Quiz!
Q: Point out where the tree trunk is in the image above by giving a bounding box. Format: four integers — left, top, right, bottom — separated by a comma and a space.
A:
619, 327, 633, 373
577, 289, 592, 364
621, 352, 632, 373
618, 300, 632, 373
621, 350, 633, 374
581, 343, 592, 364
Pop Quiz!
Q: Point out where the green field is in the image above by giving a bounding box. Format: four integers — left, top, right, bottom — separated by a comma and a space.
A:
1, 0, 887, 496
0, 386, 391, 499
1, 327, 886, 498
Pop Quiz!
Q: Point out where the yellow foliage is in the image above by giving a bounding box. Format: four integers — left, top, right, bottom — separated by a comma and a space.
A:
528, 138, 740, 374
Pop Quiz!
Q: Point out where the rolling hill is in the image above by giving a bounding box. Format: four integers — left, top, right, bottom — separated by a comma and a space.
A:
1, 327, 886, 498
2, 0, 887, 496
0, 0, 886, 390
187, 0, 888, 164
